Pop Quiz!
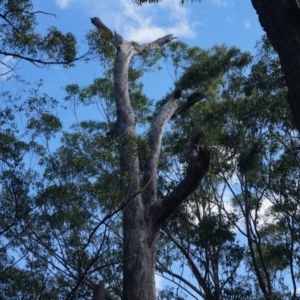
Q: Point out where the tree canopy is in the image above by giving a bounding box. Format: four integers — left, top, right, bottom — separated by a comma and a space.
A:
1, 1, 300, 300
0, 0, 85, 75
132, 0, 300, 134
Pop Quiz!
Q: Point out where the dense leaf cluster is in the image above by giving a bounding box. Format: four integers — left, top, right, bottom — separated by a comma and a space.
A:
0, 0, 79, 73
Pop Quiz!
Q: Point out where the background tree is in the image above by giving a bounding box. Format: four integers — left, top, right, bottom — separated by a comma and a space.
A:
155, 36, 300, 300
0, 0, 83, 76
132, 0, 300, 133
90, 17, 211, 300
0, 1, 89, 297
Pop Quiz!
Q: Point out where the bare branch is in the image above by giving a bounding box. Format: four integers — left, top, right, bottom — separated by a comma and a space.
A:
90, 17, 175, 52
143, 91, 206, 205
90, 17, 124, 47
0, 13, 21, 32
22, 10, 56, 17
90, 17, 113, 40
0, 57, 20, 77
3, 9, 56, 18
173, 92, 206, 117
135, 34, 176, 54
148, 134, 210, 240
143, 91, 180, 204
163, 228, 210, 295
0, 51, 87, 66
156, 264, 205, 298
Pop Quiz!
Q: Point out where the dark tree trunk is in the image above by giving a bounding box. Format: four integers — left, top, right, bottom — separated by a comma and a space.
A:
91, 17, 210, 300
251, 0, 300, 132
92, 281, 105, 300
122, 217, 158, 299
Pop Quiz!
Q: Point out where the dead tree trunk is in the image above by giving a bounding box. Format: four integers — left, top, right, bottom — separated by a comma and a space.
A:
91, 17, 210, 300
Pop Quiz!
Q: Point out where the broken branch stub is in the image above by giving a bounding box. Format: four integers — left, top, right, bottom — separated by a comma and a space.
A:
90, 17, 123, 46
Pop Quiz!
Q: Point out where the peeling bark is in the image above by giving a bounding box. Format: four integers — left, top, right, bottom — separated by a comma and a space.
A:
91, 18, 210, 300
251, 0, 300, 132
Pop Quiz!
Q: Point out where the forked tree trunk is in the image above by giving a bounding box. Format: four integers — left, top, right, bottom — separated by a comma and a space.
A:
91, 17, 210, 300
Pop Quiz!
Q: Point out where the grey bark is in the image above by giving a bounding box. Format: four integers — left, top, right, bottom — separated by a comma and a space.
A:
91, 17, 210, 300
251, 0, 300, 133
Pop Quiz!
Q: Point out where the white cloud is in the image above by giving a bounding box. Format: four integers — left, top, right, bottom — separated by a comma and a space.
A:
124, 21, 196, 44
56, 0, 74, 9
211, 0, 228, 6
117, 0, 197, 42
255, 198, 276, 227
61, 0, 198, 43
244, 20, 251, 29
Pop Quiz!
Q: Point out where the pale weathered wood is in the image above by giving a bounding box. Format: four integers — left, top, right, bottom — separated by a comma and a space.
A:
91, 18, 210, 300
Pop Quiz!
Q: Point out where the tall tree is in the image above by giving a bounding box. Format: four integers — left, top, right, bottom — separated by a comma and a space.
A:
90, 17, 210, 300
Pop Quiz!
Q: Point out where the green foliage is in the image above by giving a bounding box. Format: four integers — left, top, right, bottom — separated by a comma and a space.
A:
0, 0, 79, 69
1, 21, 300, 299
27, 113, 62, 139
86, 28, 116, 66
196, 214, 235, 246
156, 36, 299, 299
42, 27, 77, 63
178, 45, 252, 93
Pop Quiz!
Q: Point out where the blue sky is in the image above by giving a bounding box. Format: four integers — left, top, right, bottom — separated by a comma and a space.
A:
47, 0, 263, 48
10, 0, 263, 127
